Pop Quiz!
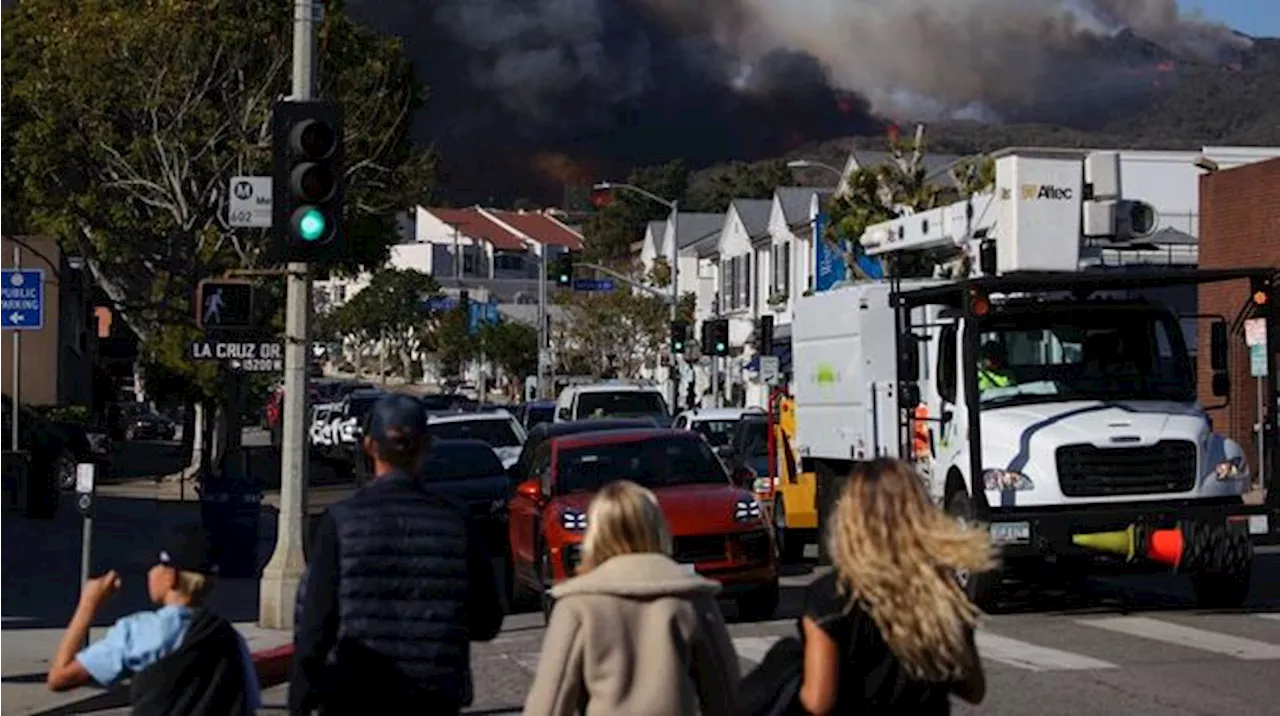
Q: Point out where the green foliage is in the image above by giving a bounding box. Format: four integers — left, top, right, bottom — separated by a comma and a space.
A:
687, 160, 793, 213
33, 405, 91, 427
947, 156, 997, 198
478, 320, 538, 382
428, 308, 477, 380
553, 269, 669, 377
2, 0, 432, 401
324, 268, 439, 340
583, 160, 688, 262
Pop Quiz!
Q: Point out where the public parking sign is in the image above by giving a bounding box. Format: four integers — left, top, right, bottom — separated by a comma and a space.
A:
1, 269, 44, 330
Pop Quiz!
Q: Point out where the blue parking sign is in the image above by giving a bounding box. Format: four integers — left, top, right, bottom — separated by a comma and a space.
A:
1, 269, 44, 330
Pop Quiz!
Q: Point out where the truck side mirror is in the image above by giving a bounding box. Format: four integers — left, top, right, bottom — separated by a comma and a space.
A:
1212, 370, 1230, 397
1210, 322, 1228, 371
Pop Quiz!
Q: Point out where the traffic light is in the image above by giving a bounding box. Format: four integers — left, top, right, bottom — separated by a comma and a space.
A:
195, 279, 254, 329
756, 315, 774, 357
1250, 275, 1271, 309
702, 319, 729, 357
553, 251, 574, 287
273, 100, 344, 262
671, 321, 689, 354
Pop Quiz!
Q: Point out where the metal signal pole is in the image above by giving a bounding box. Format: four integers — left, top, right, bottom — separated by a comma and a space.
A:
260, 0, 315, 630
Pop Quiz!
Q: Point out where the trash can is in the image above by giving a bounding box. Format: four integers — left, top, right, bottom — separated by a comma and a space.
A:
200, 478, 263, 578
4, 450, 59, 519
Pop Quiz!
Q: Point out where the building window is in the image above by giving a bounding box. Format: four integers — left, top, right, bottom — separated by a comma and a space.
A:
463, 248, 480, 275
494, 253, 524, 272
772, 242, 791, 295
721, 254, 754, 312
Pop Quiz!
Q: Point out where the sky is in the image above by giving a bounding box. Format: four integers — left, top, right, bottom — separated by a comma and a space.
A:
1180, 0, 1280, 36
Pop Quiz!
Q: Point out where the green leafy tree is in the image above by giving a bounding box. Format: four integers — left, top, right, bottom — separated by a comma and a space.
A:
687, 160, 793, 212
478, 320, 538, 396
553, 269, 669, 377
583, 160, 688, 262
3, 0, 432, 394
322, 268, 440, 378
427, 308, 478, 381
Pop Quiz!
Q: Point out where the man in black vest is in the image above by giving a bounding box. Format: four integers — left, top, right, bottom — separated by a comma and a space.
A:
290, 394, 504, 715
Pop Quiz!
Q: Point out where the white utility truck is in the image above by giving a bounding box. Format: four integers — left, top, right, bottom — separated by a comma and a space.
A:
792, 149, 1277, 608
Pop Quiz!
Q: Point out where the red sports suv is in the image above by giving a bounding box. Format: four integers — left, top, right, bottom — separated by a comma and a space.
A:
507, 428, 780, 620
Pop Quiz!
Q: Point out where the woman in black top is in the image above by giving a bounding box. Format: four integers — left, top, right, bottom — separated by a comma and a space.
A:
797, 458, 993, 715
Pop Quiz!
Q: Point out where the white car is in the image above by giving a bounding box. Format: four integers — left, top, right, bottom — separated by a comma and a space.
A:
426, 410, 527, 468
553, 382, 670, 424
672, 407, 766, 450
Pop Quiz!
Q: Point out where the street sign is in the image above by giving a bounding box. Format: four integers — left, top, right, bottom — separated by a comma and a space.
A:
1245, 318, 1267, 347
190, 339, 283, 372
573, 279, 614, 292
1250, 344, 1269, 378
1, 269, 44, 330
228, 176, 273, 228
759, 355, 780, 383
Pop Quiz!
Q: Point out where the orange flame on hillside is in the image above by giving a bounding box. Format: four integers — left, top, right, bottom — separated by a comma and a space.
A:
532, 152, 595, 185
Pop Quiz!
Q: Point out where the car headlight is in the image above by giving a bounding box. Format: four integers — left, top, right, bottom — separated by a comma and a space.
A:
734, 498, 762, 522
1213, 457, 1248, 481
560, 509, 587, 531
983, 469, 1034, 491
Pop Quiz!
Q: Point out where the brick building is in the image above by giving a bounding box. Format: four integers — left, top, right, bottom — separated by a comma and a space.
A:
1196, 158, 1280, 476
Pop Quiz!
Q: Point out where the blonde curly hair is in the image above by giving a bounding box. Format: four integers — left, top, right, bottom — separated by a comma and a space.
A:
826, 458, 996, 682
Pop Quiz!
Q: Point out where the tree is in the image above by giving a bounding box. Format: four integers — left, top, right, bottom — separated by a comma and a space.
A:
322, 268, 440, 378
553, 274, 669, 378
688, 160, 794, 213
583, 160, 688, 262
3, 0, 431, 380
4, 0, 432, 477
478, 320, 538, 396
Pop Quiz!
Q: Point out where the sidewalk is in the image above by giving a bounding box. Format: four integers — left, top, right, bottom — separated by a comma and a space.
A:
1, 621, 291, 715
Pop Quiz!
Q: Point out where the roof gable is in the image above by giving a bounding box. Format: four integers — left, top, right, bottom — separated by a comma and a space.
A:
731, 199, 773, 239
488, 210, 585, 250
429, 208, 526, 251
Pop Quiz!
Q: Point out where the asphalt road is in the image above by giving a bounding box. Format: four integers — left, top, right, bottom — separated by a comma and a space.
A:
6, 435, 1280, 715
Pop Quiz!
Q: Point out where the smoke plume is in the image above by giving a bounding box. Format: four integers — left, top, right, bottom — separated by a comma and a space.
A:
344, 0, 1253, 203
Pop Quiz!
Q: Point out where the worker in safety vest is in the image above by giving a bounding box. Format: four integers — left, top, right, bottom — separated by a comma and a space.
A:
912, 404, 931, 459
978, 341, 1016, 391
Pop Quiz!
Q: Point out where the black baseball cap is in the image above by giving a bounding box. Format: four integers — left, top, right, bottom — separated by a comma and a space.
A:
157, 524, 219, 575
365, 394, 430, 452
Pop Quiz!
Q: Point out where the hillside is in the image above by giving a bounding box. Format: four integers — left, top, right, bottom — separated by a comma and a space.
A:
694, 37, 1280, 190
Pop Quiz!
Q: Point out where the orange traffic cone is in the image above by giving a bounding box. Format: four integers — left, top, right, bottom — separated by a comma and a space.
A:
1072, 525, 1137, 561
1146, 527, 1184, 568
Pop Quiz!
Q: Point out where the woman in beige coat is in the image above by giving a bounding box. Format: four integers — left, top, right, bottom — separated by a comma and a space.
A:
522, 480, 741, 716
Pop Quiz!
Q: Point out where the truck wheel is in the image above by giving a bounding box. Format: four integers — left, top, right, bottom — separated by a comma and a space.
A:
774, 496, 806, 563
736, 582, 780, 621
1191, 565, 1252, 609
946, 489, 1000, 611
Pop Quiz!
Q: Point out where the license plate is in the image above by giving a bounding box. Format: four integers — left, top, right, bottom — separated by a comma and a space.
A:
990, 521, 1031, 545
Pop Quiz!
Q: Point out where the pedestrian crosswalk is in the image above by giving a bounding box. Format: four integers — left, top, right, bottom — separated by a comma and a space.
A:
506, 613, 1280, 677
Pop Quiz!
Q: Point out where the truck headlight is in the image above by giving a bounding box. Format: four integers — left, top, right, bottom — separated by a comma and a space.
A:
983, 469, 1034, 491
560, 509, 587, 531
1213, 457, 1248, 481
734, 498, 762, 522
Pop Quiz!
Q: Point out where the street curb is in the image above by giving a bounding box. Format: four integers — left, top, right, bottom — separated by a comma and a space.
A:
24, 645, 295, 714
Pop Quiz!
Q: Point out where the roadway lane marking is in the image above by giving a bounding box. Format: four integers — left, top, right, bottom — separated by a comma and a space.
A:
975, 631, 1119, 672
1079, 617, 1280, 660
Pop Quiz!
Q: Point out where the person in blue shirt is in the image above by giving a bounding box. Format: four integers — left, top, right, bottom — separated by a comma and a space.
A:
46, 524, 262, 715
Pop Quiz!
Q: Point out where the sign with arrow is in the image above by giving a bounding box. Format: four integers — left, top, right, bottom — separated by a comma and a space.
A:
1, 269, 44, 331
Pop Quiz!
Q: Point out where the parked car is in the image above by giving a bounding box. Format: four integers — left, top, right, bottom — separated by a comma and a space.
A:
120, 407, 177, 441
3, 400, 111, 510
426, 410, 526, 468
507, 428, 779, 621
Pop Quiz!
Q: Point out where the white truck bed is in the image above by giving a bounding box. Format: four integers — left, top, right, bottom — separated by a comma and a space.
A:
792, 283, 903, 462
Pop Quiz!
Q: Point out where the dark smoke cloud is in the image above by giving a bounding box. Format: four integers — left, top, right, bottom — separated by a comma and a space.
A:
344, 0, 1252, 204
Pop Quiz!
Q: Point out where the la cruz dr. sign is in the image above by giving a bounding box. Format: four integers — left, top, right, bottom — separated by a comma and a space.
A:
190, 339, 283, 372
1, 269, 44, 330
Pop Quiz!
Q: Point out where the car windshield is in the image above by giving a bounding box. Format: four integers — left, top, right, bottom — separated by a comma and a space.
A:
428, 418, 523, 448
737, 419, 768, 458
689, 419, 739, 447
574, 391, 669, 420
976, 309, 1194, 407
524, 405, 554, 429
421, 442, 505, 481
556, 437, 729, 494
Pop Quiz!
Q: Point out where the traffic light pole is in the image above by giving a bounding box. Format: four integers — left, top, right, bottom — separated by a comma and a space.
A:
260, 0, 315, 631
668, 203, 680, 413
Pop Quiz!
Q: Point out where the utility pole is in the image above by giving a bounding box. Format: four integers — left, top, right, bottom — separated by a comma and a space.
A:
668, 204, 680, 413
259, 0, 315, 630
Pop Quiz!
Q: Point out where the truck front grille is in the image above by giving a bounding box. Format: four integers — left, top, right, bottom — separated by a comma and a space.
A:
1056, 440, 1197, 497
673, 535, 727, 564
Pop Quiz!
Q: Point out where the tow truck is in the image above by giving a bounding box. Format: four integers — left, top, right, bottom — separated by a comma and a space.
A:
792, 149, 1277, 608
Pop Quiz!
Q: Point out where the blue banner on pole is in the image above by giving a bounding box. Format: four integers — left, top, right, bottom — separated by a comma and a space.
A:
814, 213, 846, 292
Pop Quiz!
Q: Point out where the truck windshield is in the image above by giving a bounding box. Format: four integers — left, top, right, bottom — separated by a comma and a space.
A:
976, 309, 1194, 407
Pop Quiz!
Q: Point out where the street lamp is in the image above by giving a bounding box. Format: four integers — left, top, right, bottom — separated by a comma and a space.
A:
593, 181, 681, 412
786, 159, 845, 178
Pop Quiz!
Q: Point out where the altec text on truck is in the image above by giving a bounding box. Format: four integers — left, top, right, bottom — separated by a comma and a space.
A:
792, 150, 1278, 609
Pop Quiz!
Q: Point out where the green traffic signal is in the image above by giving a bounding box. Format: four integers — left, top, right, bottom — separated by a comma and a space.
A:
297, 208, 327, 241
